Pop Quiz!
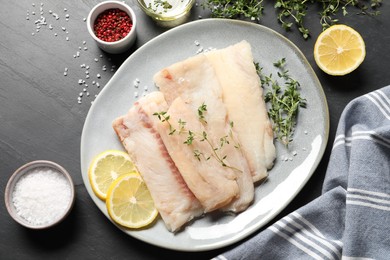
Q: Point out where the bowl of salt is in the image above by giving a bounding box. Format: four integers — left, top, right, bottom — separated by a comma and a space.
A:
5, 160, 75, 229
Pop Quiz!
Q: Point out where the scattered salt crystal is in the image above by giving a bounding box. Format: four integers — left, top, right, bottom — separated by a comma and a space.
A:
54, 33, 58, 36
96, 82, 100, 88
96, 74, 101, 78
92, 81, 96, 85
65, 14, 69, 18
85, 70, 89, 75
61, 27, 66, 31
194, 40, 200, 46
63, 72, 67, 76
32, 3, 35, 7
83, 18, 86, 22
79, 92, 83, 97
196, 47, 204, 54
302, 147, 307, 151
304, 130, 308, 135
99, 54, 103, 58
94, 58, 98, 62
86, 92, 90, 97
134, 91, 138, 98
31, 32, 35, 36
12, 167, 71, 226
144, 86, 148, 91
49, 24, 53, 30
82, 41, 86, 45
86, 65, 90, 70
83, 46, 88, 51
49, 10, 52, 14
86, 75, 90, 79
292, 150, 297, 156
80, 64, 85, 68
66, 37, 69, 41
83, 88, 87, 92
64, 8, 67, 12
78, 79, 83, 84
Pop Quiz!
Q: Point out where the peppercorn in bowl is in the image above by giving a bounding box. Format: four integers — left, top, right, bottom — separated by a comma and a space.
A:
4, 160, 75, 229
87, 1, 137, 54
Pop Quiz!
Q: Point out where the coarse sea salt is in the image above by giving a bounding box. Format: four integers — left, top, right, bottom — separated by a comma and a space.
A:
12, 167, 71, 226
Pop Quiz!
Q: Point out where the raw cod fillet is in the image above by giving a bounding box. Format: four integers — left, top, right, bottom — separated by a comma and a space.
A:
112, 92, 203, 232
205, 41, 276, 182
154, 54, 254, 212
156, 97, 240, 212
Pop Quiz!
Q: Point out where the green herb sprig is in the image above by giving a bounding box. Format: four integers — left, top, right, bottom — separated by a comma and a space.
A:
258, 58, 307, 147
154, 104, 242, 172
202, 0, 382, 39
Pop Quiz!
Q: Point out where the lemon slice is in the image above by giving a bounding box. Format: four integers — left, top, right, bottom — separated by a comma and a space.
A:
88, 150, 137, 200
314, 24, 366, 76
106, 173, 158, 229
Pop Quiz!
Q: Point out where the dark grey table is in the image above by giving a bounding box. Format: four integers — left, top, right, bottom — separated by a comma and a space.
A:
1, 0, 389, 259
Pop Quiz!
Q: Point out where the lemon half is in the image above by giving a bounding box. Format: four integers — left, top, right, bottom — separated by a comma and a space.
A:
314, 24, 366, 76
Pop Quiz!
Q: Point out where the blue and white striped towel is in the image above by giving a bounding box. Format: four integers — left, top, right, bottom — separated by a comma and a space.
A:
213, 86, 390, 260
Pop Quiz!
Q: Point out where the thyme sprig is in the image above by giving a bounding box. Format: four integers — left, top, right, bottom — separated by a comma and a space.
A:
154, 104, 242, 172
202, 0, 381, 39
258, 58, 307, 147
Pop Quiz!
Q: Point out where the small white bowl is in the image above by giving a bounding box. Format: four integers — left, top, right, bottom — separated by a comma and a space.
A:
87, 1, 137, 54
5, 160, 75, 229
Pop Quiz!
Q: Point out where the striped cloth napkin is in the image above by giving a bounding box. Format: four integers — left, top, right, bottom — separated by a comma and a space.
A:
213, 85, 390, 260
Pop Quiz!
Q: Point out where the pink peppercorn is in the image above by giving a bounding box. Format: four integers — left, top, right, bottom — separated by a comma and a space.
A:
93, 8, 133, 42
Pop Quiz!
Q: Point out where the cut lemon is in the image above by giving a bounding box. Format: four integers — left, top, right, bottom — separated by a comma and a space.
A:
314, 24, 366, 76
106, 173, 158, 229
88, 150, 137, 200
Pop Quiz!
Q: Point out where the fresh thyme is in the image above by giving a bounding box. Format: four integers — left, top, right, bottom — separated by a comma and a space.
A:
259, 58, 307, 147
202, 0, 381, 39
153, 104, 242, 172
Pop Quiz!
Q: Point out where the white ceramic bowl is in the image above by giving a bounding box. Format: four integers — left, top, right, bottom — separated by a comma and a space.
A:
87, 1, 137, 54
5, 160, 75, 229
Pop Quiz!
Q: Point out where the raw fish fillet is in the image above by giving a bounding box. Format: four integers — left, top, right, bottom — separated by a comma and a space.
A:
154, 54, 254, 212
112, 92, 203, 232
205, 41, 276, 182
156, 97, 240, 212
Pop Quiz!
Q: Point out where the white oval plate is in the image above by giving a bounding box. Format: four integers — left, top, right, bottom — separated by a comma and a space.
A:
80, 19, 329, 252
